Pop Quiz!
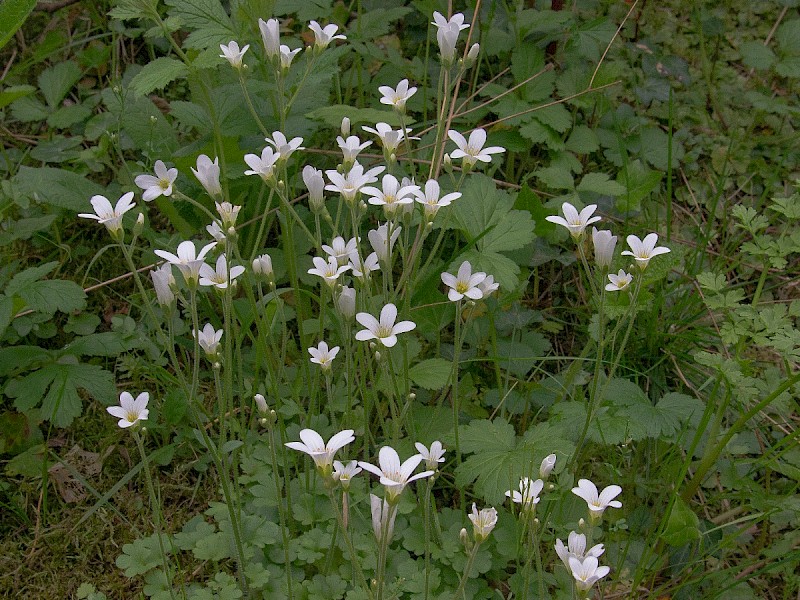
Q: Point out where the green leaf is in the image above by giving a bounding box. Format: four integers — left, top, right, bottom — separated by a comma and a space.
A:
0, 214, 57, 246
616, 160, 662, 212
661, 495, 701, 546
306, 104, 402, 128
47, 103, 92, 129
565, 125, 599, 154
0, 84, 36, 109
129, 57, 188, 96
116, 534, 164, 576
456, 249, 520, 292
0, 0, 36, 50
10, 95, 49, 122
739, 40, 776, 70
536, 166, 574, 190
655, 392, 704, 431
532, 104, 572, 133
165, 0, 236, 50
577, 172, 626, 196
63, 331, 137, 357
13, 166, 107, 212
350, 6, 412, 40
38, 61, 82, 108
459, 418, 517, 454
409, 358, 452, 390
11, 275, 86, 316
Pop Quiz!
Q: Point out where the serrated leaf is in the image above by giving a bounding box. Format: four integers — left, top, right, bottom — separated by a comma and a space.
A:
577, 172, 626, 196
455, 249, 520, 292
565, 125, 599, 154
655, 392, 704, 431
63, 331, 137, 357
10, 95, 49, 122
519, 119, 564, 150
306, 104, 402, 128
409, 358, 451, 390
616, 160, 662, 212
165, 0, 236, 50
16, 278, 86, 316
459, 418, 517, 454
0, 0, 37, 50
0, 84, 36, 109
536, 166, 574, 190
129, 57, 188, 96
13, 166, 106, 212
116, 534, 164, 576
350, 6, 412, 40
38, 61, 82, 108
661, 496, 701, 546
739, 40, 776, 70
532, 104, 572, 133
46, 103, 92, 129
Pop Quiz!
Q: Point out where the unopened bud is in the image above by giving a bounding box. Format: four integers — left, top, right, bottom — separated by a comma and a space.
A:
374, 350, 381, 361
467, 43, 480, 62
443, 153, 453, 173
150, 115, 158, 124
341, 116, 350, 137
254, 393, 268, 414
408, 392, 416, 400
133, 213, 145, 236
460, 528, 469, 547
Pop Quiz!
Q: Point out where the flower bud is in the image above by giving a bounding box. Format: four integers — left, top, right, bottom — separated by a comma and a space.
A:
133, 213, 145, 237
341, 116, 350, 137
467, 43, 480, 63
252, 254, 274, 280
254, 393, 268, 414
335, 286, 356, 319
539, 453, 557, 478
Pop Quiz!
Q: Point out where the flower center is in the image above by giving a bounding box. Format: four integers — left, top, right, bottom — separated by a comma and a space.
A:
456, 282, 469, 293
159, 179, 171, 190
376, 325, 392, 338
126, 411, 138, 423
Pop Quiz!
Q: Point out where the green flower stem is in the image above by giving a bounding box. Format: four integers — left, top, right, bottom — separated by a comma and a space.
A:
576, 240, 599, 298
171, 190, 219, 225
266, 419, 294, 600
237, 72, 269, 137
451, 301, 465, 469
133, 430, 180, 600
423, 478, 434, 600
375, 501, 397, 600
326, 489, 374, 600
451, 538, 483, 600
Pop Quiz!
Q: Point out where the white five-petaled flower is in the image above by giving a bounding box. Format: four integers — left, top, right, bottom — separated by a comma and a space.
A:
154, 240, 217, 287
303, 165, 325, 211
198, 254, 245, 289
191, 155, 222, 198
621, 233, 671, 270
540, 453, 557, 478
308, 21, 346, 50
279, 44, 301, 70
308, 341, 340, 371
348, 251, 380, 280
135, 160, 178, 202
592, 227, 617, 268
477, 275, 500, 298
107, 391, 149, 429
431, 11, 469, 64
285, 428, 355, 476
468, 503, 498, 542
215, 201, 241, 230
413, 179, 461, 218
569, 556, 611, 592
355, 303, 416, 348
545, 202, 601, 238
441, 261, 487, 302
219, 41, 249, 68
258, 18, 280, 60
415, 441, 446, 471
378, 79, 417, 111
265, 131, 304, 160
78, 193, 136, 238
332, 460, 361, 490
150, 263, 175, 307
606, 269, 633, 292
571, 479, 622, 518
448, 128, 505, 168
193, 323, 223, 359
359, 446, 434, 502
322, 236, 359, 266
362, 122, 410, 155
335, 286, 356, 319
370, 493, 397, 543
206, 220, 225, 243
252, 254, 273, 279
337, 135, 372, 163
367, 222, 401, 262
244, 147, 281, 182
555, 531, 605, 571
325, 163, 385, 205
505, 477, 544, 513
307, 255, 351, 286
361, 174, 419, 217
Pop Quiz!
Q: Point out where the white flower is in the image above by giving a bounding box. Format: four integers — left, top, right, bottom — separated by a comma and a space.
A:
592, 227, 617, 268
413, 179, 461, 218
309, 341, 340, 371
540, 454, 557, 478
378, 79, 417, 110
362, 122, 409, 155
150, 263, 175, 306
568, 556, 611, 592
254, 393, 269, 414
571, 479, 622, 517
206, 220, 226, 243
370, 493, 397, 543
154, 240, 217, 287
555, 531, 605, 571
348, 251, 380, 280
193, 323, 223, 358
621, 233, 671, 269
466, 43, 480, 63
477, 275, 500, 298
308, 21, 346, 49
335, 286, 356, 319
333, 460, 361, 490
285, 428, 355, 475
307, 256, 351, 286
219, 41, 249, 68
303, 165, 325, 211
441, 261, 487, 302
505, 477, 544, 512
107, 391, 149, 429
606, 269, 633, 292
355, 303, 416, 348
337, 135, 372, 163
265, 131, 304, 160
78, 193, 136, 237
279, 44, 301, 70
361, 174, 419, 217
191, 155, 222, 198
199, 254, 245, 289
215, 201, 241, 230
448, 128, 505, 168
432, 12, 468, 64
325, 163, 385, 205
414, 441, 446, 471
367, 222, 401, 262
322, 236, 358, 266
432, 11, 470, 32
244, 147, 281, 182
258, 18, 280, 60
135, 160, 178, 202
252, 254, 273, 279
468, 503, 498, 542
545, 202, 601, 238
359, 445, 434, 502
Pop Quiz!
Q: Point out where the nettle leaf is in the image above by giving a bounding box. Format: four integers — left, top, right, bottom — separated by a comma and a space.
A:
577, 172, 626, 196
531, 104, 572, 133
38, 61, 81, 108
565, 125, 599, 154
14, 166, 106, 212
409, 358, 452, 390
459, 418, 516, 454
536, 165, 574, 190
164, 0, 236, 50
5, 261, 86, 316
129, 57, 188, 96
